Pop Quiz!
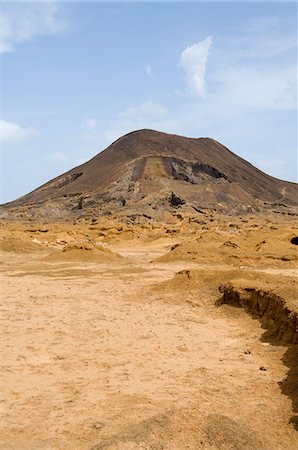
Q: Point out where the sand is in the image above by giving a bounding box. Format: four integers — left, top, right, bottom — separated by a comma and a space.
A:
0, 214, 297, 449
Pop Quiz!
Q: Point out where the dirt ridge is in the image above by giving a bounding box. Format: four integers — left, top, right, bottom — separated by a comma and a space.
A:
218, 284, 298, 344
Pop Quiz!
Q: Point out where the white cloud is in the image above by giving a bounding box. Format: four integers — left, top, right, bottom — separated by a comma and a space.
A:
146, 64, 152, 77
0, 3, 66, 53
0, 120, 38, 145
180, 36, 212, 97
48, 152, 68, 164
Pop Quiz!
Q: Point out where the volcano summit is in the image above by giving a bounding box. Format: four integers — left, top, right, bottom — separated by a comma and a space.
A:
2, 129, 297, 220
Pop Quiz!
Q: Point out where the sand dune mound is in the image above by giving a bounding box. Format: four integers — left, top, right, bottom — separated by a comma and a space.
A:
156, 239, 203, 262
155, 235, 244, 265
152, 267, 236, 307
154, 264, 297, 308
91, 409, 266, 450
0, 237, 42, 254
46, 242, 124, 262
155, 227, 298, 267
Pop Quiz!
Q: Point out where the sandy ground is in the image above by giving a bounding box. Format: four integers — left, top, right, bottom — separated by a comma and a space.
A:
0, 218, 297, 449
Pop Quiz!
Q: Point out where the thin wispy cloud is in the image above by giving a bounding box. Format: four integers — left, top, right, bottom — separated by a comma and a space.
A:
103, 101, 169, 144
146, 64, 152, 77
0, 2, 66, 53
213, 65, 297, 111
180, 36, 212, 97
223, 17, 297, 60
81, 118, 99, 142
246, 15, 294, 35
48, 152, 68, 164
244, 35, 296, 58
119, 101, 167, 120
83, 118, 98, 132
0, 120, 38, 145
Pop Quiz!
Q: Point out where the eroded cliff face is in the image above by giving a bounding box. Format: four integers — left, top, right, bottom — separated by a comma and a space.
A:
217, 283, 298, 432
218, 285, 297, 345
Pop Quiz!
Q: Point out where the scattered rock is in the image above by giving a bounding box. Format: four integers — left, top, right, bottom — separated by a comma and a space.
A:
92, 422, 105, 431
169, 192, 185, 208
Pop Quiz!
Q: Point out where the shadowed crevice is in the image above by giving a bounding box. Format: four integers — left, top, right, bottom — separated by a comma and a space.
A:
217, 284, 298, 432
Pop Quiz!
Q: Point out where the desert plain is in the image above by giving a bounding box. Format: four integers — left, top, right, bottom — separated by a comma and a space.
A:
0, 212, 297, 449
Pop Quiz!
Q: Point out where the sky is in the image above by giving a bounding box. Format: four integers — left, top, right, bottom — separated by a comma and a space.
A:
1, 1, 297, 203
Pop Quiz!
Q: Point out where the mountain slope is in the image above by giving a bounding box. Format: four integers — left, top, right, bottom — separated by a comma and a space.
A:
2, 129, 298, 218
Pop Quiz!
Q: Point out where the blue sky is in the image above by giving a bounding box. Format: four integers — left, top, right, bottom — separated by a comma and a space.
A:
1, 1, 297, 203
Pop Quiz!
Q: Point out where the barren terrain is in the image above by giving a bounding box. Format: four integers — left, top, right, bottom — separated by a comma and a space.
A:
1, 214, 297, 449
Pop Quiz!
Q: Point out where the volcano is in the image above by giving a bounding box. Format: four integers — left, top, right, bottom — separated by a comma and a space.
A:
2, 129, 298, 219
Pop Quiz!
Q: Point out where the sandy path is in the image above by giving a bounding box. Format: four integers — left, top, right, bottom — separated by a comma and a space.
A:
0, 247, 297, 449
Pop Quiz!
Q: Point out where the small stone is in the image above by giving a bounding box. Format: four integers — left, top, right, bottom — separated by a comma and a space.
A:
92, 422, 104, 431
260, 366, 267, 371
